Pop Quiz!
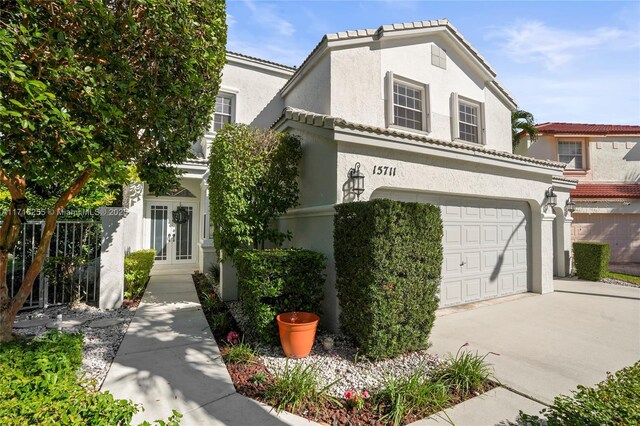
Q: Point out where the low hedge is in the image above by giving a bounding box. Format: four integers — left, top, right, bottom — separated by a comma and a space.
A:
520, 361, 640, 425
0, 331, 140, 425
573, 242, 610, 281
124, 249, 156, 299
235, 248, 326, 344
334, 199, 443, 359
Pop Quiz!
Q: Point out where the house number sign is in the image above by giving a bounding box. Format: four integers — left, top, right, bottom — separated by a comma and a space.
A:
372, 165, 397, 176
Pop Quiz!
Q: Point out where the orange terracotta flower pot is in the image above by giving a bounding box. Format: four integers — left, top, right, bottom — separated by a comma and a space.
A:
276, 312, 319, 359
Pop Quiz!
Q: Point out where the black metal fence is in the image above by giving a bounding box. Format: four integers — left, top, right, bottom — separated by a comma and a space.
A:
6, 221, 102, 310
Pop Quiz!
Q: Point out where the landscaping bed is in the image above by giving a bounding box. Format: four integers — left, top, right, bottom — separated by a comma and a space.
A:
193, 272, 497, 425
12, 302, 136, 389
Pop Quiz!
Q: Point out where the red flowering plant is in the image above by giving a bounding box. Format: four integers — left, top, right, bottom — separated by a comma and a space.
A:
226, 331, 240, 346
344, 388, 370, 410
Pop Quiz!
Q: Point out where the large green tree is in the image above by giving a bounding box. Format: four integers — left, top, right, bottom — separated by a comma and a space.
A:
512, 109, 538, 151
0, 0, 226, 341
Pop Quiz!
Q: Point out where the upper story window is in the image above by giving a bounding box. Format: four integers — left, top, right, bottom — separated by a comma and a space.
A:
213, 93, 234, 132
431, 45, 447, 69
386, 71, 430, 133
450, 93, 485, 145
558, 141, 584, 169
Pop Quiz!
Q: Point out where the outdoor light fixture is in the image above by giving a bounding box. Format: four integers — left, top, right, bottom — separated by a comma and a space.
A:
348, 162, 365, 200
565, 197, 576, 214
545, 186, 557, 208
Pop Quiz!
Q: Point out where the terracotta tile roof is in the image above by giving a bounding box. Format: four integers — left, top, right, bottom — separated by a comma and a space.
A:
536, 122, 640, 135
276, 107, 566, 170
570, 184, 640, 199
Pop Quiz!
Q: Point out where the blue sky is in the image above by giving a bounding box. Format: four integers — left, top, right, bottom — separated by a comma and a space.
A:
227, 0, 640, 125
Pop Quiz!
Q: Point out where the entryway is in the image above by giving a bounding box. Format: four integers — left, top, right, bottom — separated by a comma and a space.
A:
145, 201, 198, 266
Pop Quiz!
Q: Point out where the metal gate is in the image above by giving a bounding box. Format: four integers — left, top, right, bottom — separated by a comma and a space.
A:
6, 221, 102, 310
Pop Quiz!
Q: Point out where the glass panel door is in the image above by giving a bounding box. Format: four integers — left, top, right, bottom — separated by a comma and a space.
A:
150, 205, 169, 261
174, 206, 193, 261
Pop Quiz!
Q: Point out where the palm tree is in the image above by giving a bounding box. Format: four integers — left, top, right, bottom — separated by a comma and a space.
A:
512, 109, 538, 152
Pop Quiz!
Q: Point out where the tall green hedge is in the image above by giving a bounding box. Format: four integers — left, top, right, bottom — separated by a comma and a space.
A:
334, 199, 443, 359
573, 242, 610, 281
124, 249, 156, 299
235, 248, 326, 344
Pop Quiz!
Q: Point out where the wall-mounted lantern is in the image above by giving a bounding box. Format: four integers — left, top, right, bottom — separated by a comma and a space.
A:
348, 162, 365, 200
565, 197, 576, 214
545, 186, 557, 208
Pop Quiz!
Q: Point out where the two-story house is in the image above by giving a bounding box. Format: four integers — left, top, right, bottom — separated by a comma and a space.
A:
123, 19, 576, 330
519, 123, 640, 265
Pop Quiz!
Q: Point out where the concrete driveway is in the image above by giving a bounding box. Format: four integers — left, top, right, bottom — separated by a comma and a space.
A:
428, 278, 640, 405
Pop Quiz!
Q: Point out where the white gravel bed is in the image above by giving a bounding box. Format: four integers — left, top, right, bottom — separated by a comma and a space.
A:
13, 303, 136, 389
226, 300, 443, 397
602, 277, 639, 288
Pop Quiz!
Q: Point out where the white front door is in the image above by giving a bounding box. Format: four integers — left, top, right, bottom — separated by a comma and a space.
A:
146, 201, 197, 265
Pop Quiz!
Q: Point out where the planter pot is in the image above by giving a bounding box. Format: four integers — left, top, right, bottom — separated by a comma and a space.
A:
276, 312, 319, 359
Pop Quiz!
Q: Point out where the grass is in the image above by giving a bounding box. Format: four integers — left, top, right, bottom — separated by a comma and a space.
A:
376, 368, 450, 426
606, 271, 640, 286
431, 344, 496, 396
224, 342, 257, 364
520, 361, 640, 425
376, 345, 495, 426
264, 361, 336, 413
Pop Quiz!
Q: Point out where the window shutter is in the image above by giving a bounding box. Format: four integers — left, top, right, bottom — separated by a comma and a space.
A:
479, 102, 486, 145
385, 71, 394, 128
450, 92, 459, 140
424, 84, 431, 133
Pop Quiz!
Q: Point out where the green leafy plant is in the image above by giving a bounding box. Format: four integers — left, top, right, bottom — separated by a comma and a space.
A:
0, 331, 140, 425
124, 250, 156, 299
0, 0, 226, 341
376, 368, 450, 426
235, 248, 326, 344
573, 242, 610, 281
520, 361, 640, 425
251, 371, 268, 384
224, 342, 257, 365
431, 343, 496, 397
344, 388, 370, 410
334, 199, 443, 359
208, 125, 302, 260
265, 361, 336, 414
209, 312, 230, 333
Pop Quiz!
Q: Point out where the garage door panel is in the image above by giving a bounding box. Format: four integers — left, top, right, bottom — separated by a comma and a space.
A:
463, 225, 481, 245
483, 277, 498, 298
463, 278, 481, 301
372, 191, 530, 307
444, 253, 462, 274
572, 214, 640, 263
441, 280, 462, 305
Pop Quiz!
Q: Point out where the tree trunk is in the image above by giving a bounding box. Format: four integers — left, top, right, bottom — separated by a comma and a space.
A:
0, 170, 93, 342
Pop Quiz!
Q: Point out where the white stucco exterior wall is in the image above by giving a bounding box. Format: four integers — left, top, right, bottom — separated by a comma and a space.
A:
283, 54, 331, 116
589, 138, 640, 182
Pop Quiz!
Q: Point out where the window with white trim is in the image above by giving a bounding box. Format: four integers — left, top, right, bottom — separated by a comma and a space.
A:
557, 141, 584, 169
386, 72, 430, 132
450, 93, 485, 144
213, 93, 234, 131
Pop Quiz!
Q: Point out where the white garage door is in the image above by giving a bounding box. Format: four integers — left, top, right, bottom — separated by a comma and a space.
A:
373, 191, 530, 307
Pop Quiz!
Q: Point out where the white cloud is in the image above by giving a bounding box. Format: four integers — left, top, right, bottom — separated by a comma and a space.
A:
226, 13, 236, 28
243, 0, 296, 37
491, 21, 639, 70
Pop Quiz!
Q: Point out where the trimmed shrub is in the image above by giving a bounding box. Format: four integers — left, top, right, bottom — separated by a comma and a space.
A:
0, 331, 140, 425
124, 249, 156, 299
573, 242, 610, 281
334, 199, 443, 359
235, 248, 326, 344
520, 361, 640, 425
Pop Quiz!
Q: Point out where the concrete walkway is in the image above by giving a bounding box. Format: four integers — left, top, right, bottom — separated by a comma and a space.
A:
102, 273, 317, 425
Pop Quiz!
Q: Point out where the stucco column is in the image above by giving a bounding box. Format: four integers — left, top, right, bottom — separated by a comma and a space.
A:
563, 214, 574, 276
99, 208, 126, 309
539, 211, 556, 294
219, 255, 238, 301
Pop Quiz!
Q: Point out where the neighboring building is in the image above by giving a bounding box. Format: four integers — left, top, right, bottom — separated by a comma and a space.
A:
123, 20, 576, 330
518, 123, 640, 264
